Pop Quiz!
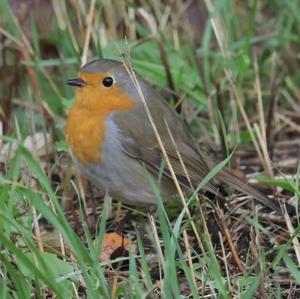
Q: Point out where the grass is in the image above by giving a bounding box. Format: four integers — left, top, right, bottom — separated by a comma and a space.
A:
0, 0, 300, 298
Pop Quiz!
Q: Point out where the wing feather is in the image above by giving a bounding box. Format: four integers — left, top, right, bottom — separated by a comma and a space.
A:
120, 137, 221, 196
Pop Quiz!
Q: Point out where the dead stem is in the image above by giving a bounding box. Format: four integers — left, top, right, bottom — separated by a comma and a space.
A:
216, 205, 244, 272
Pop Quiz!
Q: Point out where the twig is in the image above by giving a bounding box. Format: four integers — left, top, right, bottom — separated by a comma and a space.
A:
216, 206, 244, 272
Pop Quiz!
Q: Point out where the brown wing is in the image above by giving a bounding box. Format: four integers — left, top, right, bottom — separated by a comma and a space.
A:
119, 135, 221, 196
120, 135, 281, 213
112, 80, 281, 213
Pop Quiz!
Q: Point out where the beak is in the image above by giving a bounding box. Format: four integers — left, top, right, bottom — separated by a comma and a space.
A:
66, 78, 86, 87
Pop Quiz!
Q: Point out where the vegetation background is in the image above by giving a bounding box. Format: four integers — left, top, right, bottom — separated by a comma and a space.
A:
0, 0, 299, 298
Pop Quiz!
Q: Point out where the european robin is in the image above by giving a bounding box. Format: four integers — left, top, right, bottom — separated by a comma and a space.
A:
66, 59, 280, 212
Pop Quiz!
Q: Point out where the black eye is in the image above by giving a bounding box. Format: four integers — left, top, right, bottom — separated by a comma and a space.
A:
102, 76, 114, 87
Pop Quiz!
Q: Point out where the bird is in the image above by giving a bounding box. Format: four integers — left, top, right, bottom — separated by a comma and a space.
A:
65, 58, 280, 213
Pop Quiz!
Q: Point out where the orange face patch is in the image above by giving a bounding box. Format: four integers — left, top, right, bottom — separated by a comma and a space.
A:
66, 72, 136, 165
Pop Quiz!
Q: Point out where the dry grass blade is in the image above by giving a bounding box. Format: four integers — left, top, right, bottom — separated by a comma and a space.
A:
284, 205, 300, 267
81, 0, 96, 66
0, 26, 23, 47
250, 226, 266, 298
148, 214, 164, 280
49, 199, 67, 258
32, 206, 44, 253
276, 113, 300, 134
51, 0, 79, 52
254, 55, 274, 178
219, 232, 231, 290
254, 123, 274, 178
164, 119, 206, 255
121, 56, 203, 250
204, 0, 268, 171
254, 54, 267, 146
183, 229, 197, 291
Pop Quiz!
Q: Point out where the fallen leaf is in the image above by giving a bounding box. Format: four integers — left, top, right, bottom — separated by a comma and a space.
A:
99, 232, 130, 263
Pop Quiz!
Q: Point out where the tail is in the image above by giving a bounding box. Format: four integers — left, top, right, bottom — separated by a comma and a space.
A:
217, 169, 281, 213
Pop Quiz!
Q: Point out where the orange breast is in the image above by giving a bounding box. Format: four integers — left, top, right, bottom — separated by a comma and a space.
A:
66, 73, 136, 165
66, 110, 106, 165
